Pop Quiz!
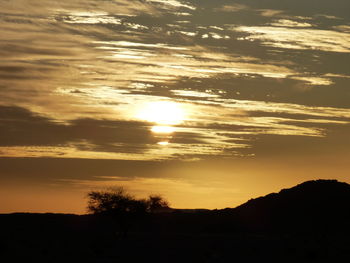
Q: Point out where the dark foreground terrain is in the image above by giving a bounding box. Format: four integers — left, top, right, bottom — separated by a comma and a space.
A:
2, 180, 350, 262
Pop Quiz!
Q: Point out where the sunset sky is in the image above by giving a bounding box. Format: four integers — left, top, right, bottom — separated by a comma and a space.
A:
1, 0, 350, 213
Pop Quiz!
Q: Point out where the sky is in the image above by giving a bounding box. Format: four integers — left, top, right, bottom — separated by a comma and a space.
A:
1, 0, 350, 213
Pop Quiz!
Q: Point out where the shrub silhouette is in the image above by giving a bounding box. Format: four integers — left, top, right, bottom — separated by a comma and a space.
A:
147, 194, 170, 213
87, 187, 146, 237
87, 187, 147, 215
87, 187, 170, 237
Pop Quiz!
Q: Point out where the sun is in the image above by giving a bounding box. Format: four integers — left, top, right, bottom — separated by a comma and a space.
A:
151, 126, 176, 134
136, 101, 186, 125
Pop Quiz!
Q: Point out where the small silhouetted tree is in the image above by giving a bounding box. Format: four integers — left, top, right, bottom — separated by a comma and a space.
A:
147, 194, 170, 213
87, 187, 146, 214
87, 187, 148, 238
87, 188, 170, 238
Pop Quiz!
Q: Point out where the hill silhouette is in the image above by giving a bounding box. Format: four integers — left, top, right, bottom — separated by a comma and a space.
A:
221, 179, 350, 232
2, 179, 350, 262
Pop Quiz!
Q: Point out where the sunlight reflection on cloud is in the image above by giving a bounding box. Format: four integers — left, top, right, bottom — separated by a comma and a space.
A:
234, 26, 350, 53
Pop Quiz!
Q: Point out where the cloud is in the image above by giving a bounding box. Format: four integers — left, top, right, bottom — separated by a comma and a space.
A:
1, 0, 350, 162
259, 9, 284, 17
233, 26, 350, 53
0, 105, 156, 154
333, 25, 350, 33
268, 19, 313, 28
3, 100, 349, 161
0, 0, 159, 17
214, 4, 248, 13
146, 0, 196, 10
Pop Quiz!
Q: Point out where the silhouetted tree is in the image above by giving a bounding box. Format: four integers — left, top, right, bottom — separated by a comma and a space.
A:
87, 187, 148, 238
147, 194, 170, 213
87, 188, 170, 237
87, 187, 146, 215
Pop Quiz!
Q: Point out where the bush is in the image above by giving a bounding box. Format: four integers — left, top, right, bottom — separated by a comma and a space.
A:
86, 187, 170, 237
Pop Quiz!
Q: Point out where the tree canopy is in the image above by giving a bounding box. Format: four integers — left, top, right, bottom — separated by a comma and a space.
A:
87, 187, 170, 216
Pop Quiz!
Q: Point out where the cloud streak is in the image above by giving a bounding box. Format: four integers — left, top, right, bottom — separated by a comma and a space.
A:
234, 26, 350, 53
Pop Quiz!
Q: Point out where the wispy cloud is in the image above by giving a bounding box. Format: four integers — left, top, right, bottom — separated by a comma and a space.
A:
268, 19, 313, 28
233, 26, 350, 53
146, 0, 196, 10
259, 9, 284, 17
214, 4, 248, 13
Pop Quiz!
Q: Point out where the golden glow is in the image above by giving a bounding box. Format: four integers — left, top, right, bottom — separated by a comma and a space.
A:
151, 125, 175, 134
157, 141, 169, 146
137, 101, 186, 125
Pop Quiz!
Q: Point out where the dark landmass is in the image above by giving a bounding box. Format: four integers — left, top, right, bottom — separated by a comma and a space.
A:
2, 179, 350, 262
